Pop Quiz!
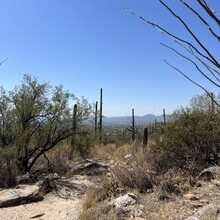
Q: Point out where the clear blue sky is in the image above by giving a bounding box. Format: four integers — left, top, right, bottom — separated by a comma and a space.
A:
0, 0, 219, 116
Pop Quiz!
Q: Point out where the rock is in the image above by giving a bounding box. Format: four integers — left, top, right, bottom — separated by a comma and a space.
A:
16, 172, 37, 184
0, 173, 61, 208
131, 204, 144, 217
186, 204, 219, 220
196, 204, 219, 220
211, 179, 220, 187
185, 217, 199, 220
0, 184, 43, 208
128, 217, 145, 220
35, 173, 60, 194
70, 161, 109, 175
113, 193, 137, 214
198, 166, 220, 181
124, 154, 132, 159
183, 193, 199, 201
37, 178, 56, 194
112, 194, 143, 219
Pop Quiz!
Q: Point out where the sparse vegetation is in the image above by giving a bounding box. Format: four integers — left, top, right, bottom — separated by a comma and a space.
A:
1, 1, 220, 219
0, 74, 220, 219
80, 93, 220, 219
147, 93, 220, 175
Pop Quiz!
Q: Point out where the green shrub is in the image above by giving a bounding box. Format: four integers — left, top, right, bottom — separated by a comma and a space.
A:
0, 148, 18, 187
148, 94, 220, 174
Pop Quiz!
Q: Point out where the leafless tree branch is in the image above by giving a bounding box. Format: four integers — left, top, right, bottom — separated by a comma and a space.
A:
0, 58, 8, 66
173, 40, 220, 78
164, 59, 220, 107
159, 0, 219, 68
180, 0, 220, 42
125, 8, 218, 69
197, 0, 220, 26
126, 0, 220, 106
161, 43, 220, 88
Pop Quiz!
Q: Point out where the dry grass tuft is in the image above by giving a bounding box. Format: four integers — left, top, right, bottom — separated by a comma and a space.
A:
81, 187, 116, 220
32, 144, 72, 175
88, 144, 117, 161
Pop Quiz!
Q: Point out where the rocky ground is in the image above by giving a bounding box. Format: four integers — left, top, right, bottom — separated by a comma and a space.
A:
0, 160, 219, 220
140, 177, 220, 220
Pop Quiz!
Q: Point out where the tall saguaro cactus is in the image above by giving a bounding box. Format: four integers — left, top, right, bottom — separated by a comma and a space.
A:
95, 101, 98, 132
69, 104, 77, 160
163, 108, 166, 127
154, 118, 157, 133
143, 126, 148, 148
99, 88, 103, 144
132, 108, 135, 142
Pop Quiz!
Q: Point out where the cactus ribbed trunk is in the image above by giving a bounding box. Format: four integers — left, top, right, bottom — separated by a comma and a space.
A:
132, 108, 135, 142
143, 127, 148, 148
154, 118, 157, 133
95, 101, 98, 132
69, 104, 77, 160
163, 108, 166, 127
99, 88, 103, 144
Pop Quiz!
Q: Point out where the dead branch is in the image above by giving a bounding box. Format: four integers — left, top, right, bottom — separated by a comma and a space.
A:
180, 0, 220, 42
161, 43, 220, 88
164, 59, 220, 107
159, 0, 219, 68
0, 58, 8, 66
125, 8, 218, 69
197, 0, 220, 26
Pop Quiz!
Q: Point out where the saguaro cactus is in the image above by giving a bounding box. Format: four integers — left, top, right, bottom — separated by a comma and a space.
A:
99, 88, 103, 144
154, 118, 157, 133
163, 108, 166, 127
132, 108, 135, 142
69, 104, 77, 160
95, 101, 98, 132
143, 126, 148, 148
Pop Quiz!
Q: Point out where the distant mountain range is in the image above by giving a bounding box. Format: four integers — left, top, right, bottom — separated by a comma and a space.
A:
102, 114, 172, 125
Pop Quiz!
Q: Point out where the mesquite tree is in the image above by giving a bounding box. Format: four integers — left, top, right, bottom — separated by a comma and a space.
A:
0, 74, 92, 174
127, 0, 220, 107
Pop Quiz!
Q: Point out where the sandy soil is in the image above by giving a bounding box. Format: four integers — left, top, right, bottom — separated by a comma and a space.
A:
0, 175, 94, 220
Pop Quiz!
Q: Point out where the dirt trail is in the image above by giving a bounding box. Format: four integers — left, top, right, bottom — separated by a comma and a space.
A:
0, 193, 83, 220
0, 175, 94, 220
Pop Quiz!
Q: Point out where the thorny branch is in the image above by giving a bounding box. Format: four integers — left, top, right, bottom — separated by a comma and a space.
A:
126, 0, 220, 106
180, 0, 220, 42
159, 0, 219, 68
0, 58, 8, 66
161, 43, 220, 88
197, 0, 220, 26
125, 7, 218, 69
164, 60, 220, 107
173, 40, 220, 78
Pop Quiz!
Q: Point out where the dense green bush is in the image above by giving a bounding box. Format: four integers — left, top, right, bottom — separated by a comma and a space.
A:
0, 147, 18, 187
0, 74, 94, 175
149, 93, 220, 173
